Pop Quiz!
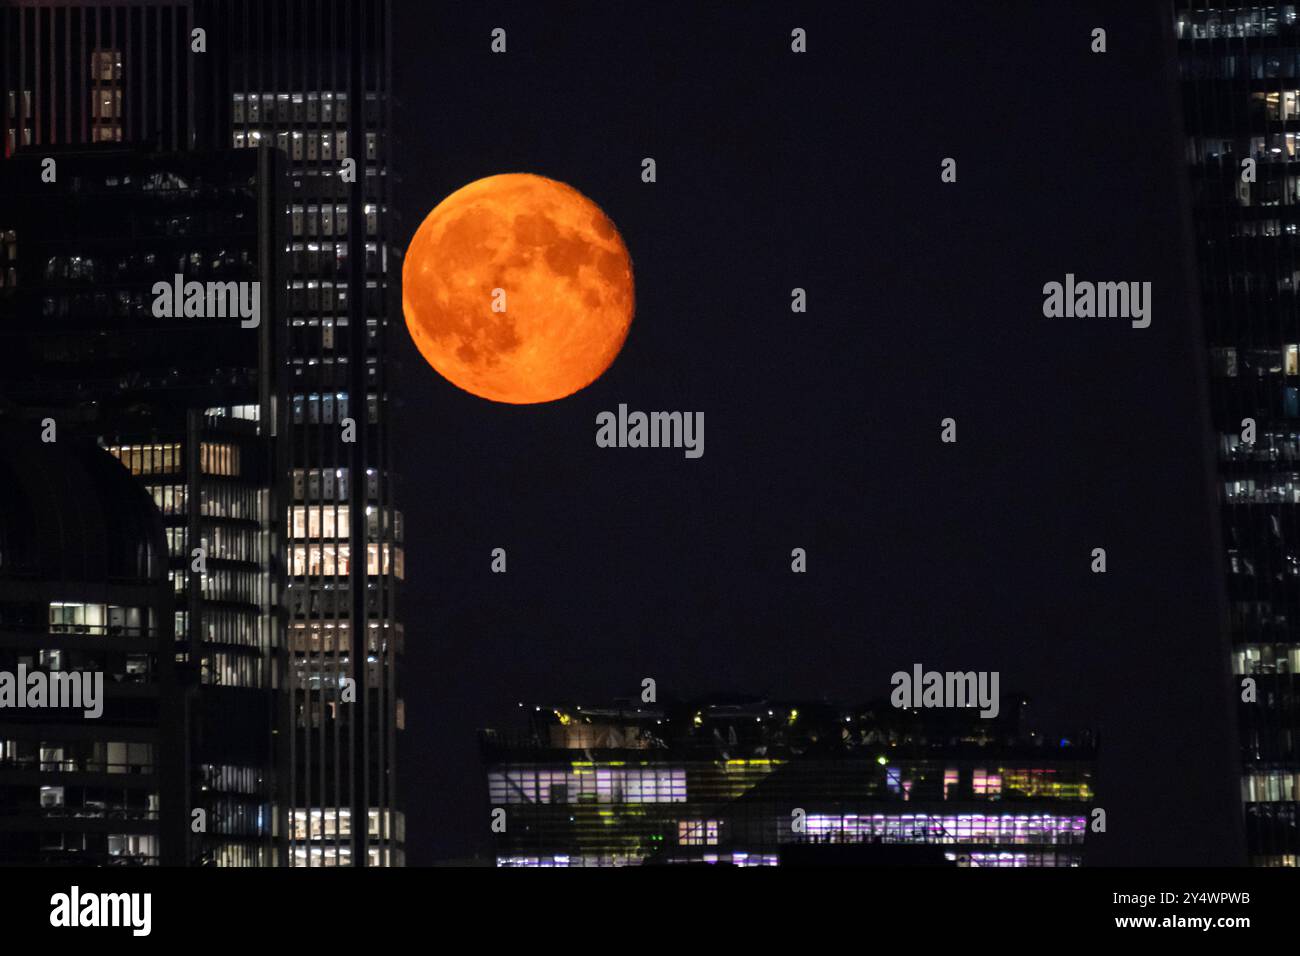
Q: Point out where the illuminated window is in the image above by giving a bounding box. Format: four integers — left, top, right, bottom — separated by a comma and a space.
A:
90, 50, 121, 82
289, 505, 350, 540
46, 602, 141, 637
288, 542, 402, 577
107, 443, 181, 476
200, 442, 240, 476
678, 820, 719, 846
89, 50, 123, 143
973, 769, 1002, 798
487, 767, 687, 805
1243, 771, 1300, 802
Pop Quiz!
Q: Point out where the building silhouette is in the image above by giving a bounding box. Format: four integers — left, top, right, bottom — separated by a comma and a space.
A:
481, 695, 1097, 867
1176, 1, 1300, 866
0, 146, 287, 865
0, 429, 178, 865
1, 0, 404, 866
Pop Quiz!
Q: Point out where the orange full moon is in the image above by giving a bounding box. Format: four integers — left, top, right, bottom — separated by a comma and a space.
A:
402, 173, 635, 404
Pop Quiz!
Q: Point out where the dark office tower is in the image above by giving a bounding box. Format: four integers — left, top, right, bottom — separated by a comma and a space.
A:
1176, 2, 1300, 866
0, 1, 196, 154
0, 429, 176, 865
0, 147, 288, 866
3, 0, 405, 866
481, 696, 1098, 868
194, 0, 404, 868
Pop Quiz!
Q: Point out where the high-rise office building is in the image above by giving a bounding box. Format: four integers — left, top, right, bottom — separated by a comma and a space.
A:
1176, 1, 1300, 866
206, 1, 404, 868
481, 695, 1097, 867
0, 146, 288, 865
0, 428, 177, 865
1, 0, 404, 865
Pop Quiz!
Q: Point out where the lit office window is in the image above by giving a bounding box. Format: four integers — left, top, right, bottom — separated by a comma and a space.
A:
678, 820, 719, 846
200, 442, 241, 476
289, 505, 351, 540
972, 769, 1002, 798
107, 442, 182, 476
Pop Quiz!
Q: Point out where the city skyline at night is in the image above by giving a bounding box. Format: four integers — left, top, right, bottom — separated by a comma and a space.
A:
1, 0, 403, 866
0, 0, 1293, 939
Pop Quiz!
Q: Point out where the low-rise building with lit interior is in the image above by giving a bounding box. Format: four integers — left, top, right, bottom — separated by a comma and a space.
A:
480, 694, 1097, 867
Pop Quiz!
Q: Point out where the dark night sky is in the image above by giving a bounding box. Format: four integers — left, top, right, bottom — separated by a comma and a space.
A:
393, 1, 1242, 865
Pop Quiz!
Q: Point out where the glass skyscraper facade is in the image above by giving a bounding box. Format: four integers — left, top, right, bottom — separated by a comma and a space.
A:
0, 146, 288, 866
1177, 1, 1300, 866
203, 0, 404, 869
0, 428, 177, 865
1, 0, 403, 865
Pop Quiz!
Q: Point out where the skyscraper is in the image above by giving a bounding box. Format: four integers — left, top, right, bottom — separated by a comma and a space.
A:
0, 428, 177, 866
1176, 1, 1300, 866
0, 145, 288, 866
198, 0, 404, 869
1, 0, 404, 865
